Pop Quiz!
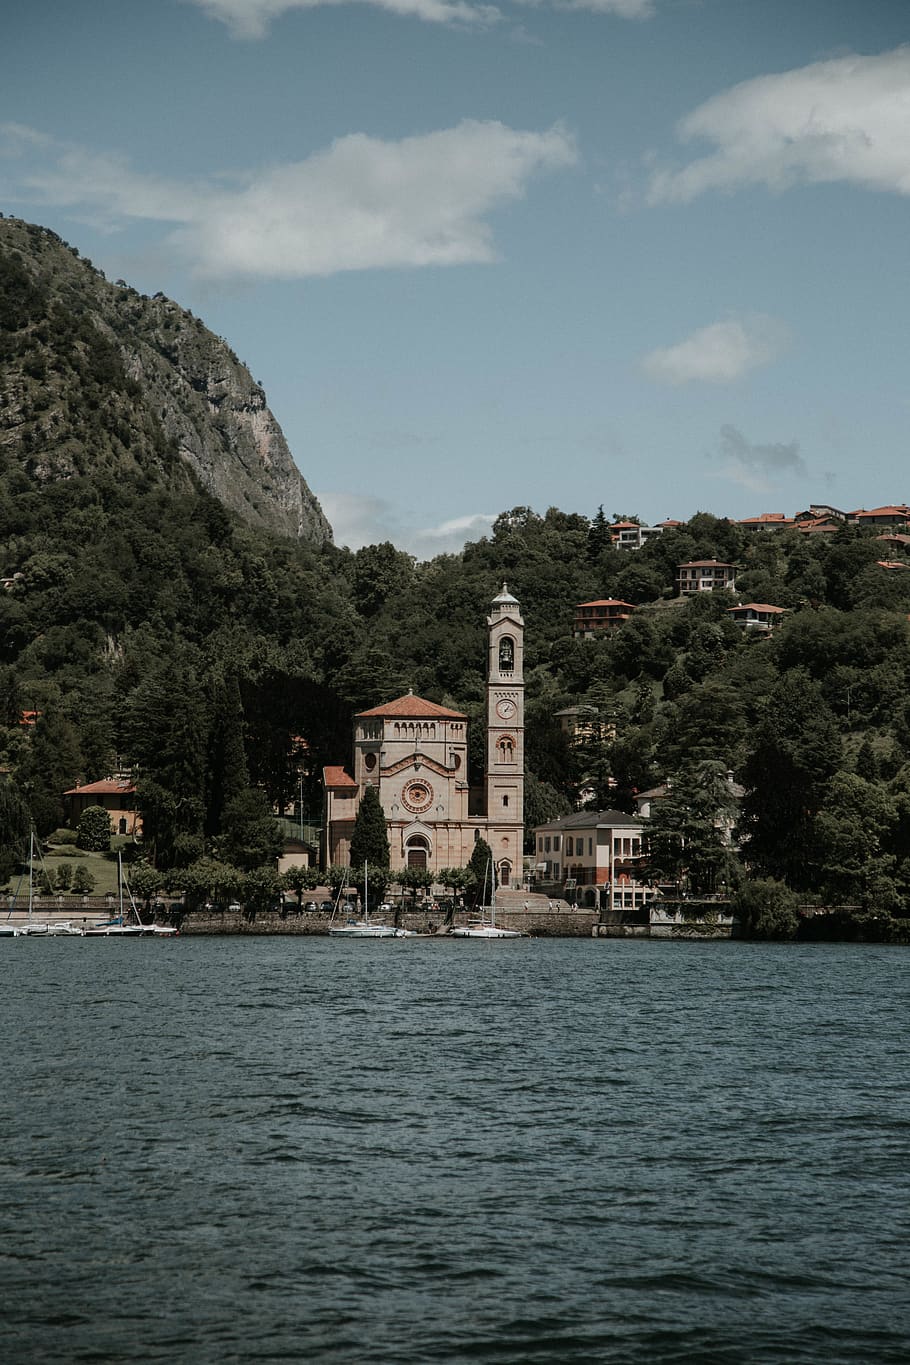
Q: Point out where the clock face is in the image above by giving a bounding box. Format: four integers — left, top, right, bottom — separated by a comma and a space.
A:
496, 698, 516, 720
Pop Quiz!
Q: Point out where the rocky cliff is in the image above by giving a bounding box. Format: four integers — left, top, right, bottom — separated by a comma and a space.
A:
0, 217, 332, 544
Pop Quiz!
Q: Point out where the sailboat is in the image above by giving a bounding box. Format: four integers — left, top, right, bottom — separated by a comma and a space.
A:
329, 862, 400, 938
17, 830, 82, 936
451, 859, 524, 938
84, 849, 179, 935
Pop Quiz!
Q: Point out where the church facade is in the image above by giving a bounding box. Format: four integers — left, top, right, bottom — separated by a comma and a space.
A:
323, 586, 525, 886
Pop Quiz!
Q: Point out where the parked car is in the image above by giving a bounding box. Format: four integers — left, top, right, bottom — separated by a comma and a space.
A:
303, 900, 318, 913
319, 900, 334, 913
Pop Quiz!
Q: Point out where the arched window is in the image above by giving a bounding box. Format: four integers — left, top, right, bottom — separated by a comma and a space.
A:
497, 737, 514, 762
499, 636, 515, 672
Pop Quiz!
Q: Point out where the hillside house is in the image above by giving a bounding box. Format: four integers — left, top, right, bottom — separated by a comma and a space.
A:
574, 599, 636, 636
64, 778, 141, 836
727, 602, 787, 632
852, 506, 910, 527
676, 560, 737, 595
738, 513, 795, 533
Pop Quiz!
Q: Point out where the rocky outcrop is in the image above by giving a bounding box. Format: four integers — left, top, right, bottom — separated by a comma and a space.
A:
0, 217, 332, 545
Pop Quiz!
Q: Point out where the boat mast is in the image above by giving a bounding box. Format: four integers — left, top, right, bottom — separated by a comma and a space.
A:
28, 828, 34, 926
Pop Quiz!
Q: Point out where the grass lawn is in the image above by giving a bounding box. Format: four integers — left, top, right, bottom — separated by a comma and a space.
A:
4, 838, 137, 898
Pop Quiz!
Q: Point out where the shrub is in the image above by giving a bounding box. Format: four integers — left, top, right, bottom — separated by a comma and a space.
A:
71, 866, 96, 894
54, 864, 72, 891
76, 805, 112, 852
50, 828, 78, 846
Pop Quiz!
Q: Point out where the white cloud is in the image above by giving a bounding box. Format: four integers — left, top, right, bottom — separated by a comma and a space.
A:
642, 316, 789, 385
710, 424, 805, 493
557, 0, 653, 17
186, 0, 500, 38
649, 47, 910, 203
186, 0, 656, 35
318, 491, 495, 556
0, 120, 577, 280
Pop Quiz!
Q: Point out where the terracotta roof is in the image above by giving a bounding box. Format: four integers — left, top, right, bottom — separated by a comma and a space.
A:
876, 533, 910, 546
797, 518, 840, 533
323, 766, 357, 788
877, 560, 910, 571
576, 599, 636, 609
728, 603, 787, 614
357, 693, 466, 720
853, 506, 910, 519
739, 513, 794, 526
64, 778, 135, 796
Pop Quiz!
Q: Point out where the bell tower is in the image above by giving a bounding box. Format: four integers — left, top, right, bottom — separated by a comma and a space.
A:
485, 584, 524, 884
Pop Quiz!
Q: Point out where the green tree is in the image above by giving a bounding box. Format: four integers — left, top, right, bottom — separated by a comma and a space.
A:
731, 878, 799, 940
738, 671, 841, 889
76, 804, 112, 851
281, 863, 320, 908
469, 836, 495, 903
71, 865, 96, 894
216, 788, 284, 871
349, 784, 390, 869
127, 861, 164, 912
0, 783, 30, 884
397, 866, 433, 902
645, 762, 739, 895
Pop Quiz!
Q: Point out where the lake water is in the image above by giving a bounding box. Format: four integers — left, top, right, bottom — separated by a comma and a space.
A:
3, 937, 909, 1363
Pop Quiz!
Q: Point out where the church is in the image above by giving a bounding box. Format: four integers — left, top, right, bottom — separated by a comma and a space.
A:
323, 586, 525, 887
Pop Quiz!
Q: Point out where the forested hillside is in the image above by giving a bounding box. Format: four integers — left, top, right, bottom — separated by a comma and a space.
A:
2, 219, 910, 926
4, 486, 910, 926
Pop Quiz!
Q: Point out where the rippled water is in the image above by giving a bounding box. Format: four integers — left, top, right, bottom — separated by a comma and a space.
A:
3, 937, 909, 1362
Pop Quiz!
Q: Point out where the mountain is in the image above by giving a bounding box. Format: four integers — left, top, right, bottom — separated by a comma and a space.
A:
0, 216, 332, 544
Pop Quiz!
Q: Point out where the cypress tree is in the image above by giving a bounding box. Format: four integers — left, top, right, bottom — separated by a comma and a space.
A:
349, 785, 390, 870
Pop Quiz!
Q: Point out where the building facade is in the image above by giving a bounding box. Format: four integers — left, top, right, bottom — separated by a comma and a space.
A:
573, 599, 636, 637
532, 809, 655, 914
323, 586, 525, 887
675, 560, 737, 595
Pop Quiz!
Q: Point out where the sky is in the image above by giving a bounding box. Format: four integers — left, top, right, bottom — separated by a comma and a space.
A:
2, 0, 909, 558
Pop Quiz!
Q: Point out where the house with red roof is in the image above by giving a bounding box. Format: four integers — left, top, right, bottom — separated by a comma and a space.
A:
323, 587, 526, 885
64, 777, 141, 836
852, 505, 910, 527
727, 603, 788, 633
573, 599, 635, 637
738, 513, 795, 533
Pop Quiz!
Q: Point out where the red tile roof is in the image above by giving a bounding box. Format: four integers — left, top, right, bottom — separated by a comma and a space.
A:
576, 599, 636, 609
64, 778, 135, 796
357, 693, 466, 719
853, 506, 910, 519
323, 766, 357, 788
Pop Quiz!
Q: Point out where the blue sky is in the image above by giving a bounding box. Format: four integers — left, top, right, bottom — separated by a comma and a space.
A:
2, 0, 909, 556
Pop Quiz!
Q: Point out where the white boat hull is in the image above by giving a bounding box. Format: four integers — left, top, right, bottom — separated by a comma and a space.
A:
451, 923, 523, 938
329, 921, 399, 938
